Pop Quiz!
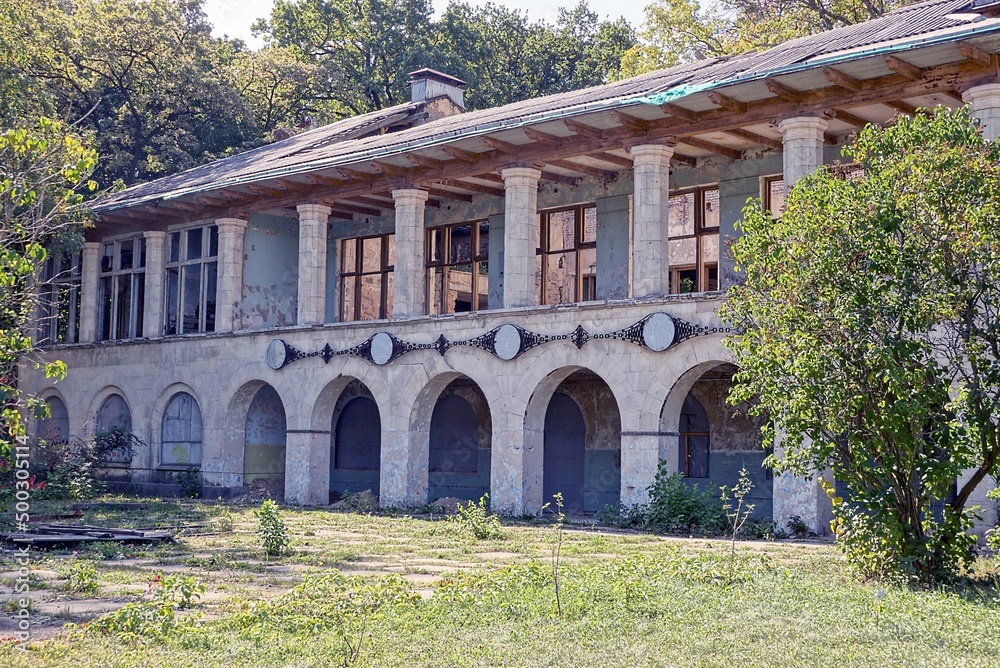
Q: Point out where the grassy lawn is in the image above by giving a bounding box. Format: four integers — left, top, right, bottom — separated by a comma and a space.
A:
0, 497, 998, 667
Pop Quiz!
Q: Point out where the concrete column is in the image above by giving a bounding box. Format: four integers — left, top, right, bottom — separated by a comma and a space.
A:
78, 241, 100, 342
391, 188, 429, 319
214, 218, 247, 333
963, 83, 1000, 142
284, 431, 330, 505
501, 167, 541, 308
296, 203, 331, 325
778, 116, 828, 188
620, 432, 661, 507
142, 231, 166, 338
629, 144, 673, 297
772, 431, 834, 536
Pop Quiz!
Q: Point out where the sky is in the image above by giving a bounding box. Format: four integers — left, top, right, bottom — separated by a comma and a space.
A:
202, 0, 650, 50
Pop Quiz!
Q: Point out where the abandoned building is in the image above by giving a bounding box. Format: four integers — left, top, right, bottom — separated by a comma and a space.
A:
24, 0, 1000, 533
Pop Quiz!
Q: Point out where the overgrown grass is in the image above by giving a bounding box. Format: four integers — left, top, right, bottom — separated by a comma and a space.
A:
1, 496, 997, 667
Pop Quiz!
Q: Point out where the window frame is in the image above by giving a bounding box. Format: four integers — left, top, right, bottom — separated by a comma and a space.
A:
536, 203, 598, 305
164, 223, 218, 335
668, 186, 720, 294
37, 251, 81, 345
339, 233, 394, 322
426, 220, 489, 315
763, 175, 785, 219
159, 391, 203, 469
98, 235, 146, 341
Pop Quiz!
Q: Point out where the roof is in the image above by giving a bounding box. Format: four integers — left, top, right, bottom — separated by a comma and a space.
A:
95, 0, 1000, 214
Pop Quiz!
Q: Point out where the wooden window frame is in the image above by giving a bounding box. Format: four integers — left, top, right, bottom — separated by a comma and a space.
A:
669, 186, 720, 294
98, 236, 146, 340
426, 220, 489, 315
164, 224, 218, 336
339, 233, 394, 322
536, 203, 598, 305
38, 251, 81, 344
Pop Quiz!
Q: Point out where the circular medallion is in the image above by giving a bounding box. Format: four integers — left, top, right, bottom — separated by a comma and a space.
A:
641, 312, 676, 352
493, 324, 522, 361
266, 339, 290, 370
370, 332, 394, 365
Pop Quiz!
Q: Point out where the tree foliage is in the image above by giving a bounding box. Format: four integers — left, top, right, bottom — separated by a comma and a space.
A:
723, 107, 1000, 580
620, 0, 902, 77
0, 117, 96, 464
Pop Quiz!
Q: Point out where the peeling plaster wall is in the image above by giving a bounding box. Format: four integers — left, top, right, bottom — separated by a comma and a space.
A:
244, 384, 286, 489
241, 214, 298, 329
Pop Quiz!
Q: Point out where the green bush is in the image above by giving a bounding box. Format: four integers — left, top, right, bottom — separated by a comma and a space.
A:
177, 466, 202, 499
256, 498, 289, 557
451, 494, 503, 540
64, 561, 100, 594
644, 462, 725, 534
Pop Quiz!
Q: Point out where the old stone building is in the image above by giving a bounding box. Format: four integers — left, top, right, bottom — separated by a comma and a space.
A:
24, 0, 1000, 533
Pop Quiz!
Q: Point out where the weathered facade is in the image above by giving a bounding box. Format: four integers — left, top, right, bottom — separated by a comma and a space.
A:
24, 0, 1000, 532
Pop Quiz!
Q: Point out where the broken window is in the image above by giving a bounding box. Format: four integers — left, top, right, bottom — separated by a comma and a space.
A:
536, 204, 597, 305
160, 392, 202, 466
764, 176, 785, 219
668, 187, 719, 294
99, 236, 146, 340
37, 251, 81, 344
340, 233, 394, 321
96, 394, 133, 465
427, 221, 489, 314
164, 224, 218, 335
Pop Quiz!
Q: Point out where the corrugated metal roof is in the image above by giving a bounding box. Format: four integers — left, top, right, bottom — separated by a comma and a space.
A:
95, 0, 1000, 213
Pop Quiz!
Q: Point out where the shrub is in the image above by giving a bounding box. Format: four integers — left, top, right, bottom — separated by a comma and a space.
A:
451, 494, 503, 540
64, 561, 100, 594
786, 514, 809, 538
256, 498, 289, 557
177, 466, 202, 499
644, 462, 725, 534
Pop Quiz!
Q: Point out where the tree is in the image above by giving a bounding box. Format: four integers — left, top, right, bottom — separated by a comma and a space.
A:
1, 117, 96, 466
722, 107, 1000, 580
619, 0, 901, 77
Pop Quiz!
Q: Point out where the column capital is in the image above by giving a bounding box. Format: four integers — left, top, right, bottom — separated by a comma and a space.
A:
777, 116, 829, 141
391, 188, 429, 206
214, 217, 248, 232
143, 230, 166, 242
500, 166, 542, 187
628, 143, 675, 165
962, 83, 1000, 109
82, 241, 100, 253
296, 203, 332, 220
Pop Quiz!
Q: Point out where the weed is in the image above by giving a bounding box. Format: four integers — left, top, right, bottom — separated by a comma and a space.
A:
645, 463, 726, 534
177, 467, 202, 499
450, 495, 503, 540
64, 561, 100, 594
256, 498, 289, 558
786, 514, 810, 538
544, 492, 566, 618
720, 468, 756, 583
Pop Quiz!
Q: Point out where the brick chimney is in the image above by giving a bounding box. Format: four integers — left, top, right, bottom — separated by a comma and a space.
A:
409, 68, 467, 122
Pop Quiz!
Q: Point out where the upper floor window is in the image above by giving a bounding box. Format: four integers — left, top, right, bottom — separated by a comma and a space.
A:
427, 221, 489, 314
536, 205, 597, 305
99, 237, 146, 340
340, 233, 394, 322
37, 251, 81, 344
165, 224, 217, 335
668, 187, 720, 294
765, 176, 785, 219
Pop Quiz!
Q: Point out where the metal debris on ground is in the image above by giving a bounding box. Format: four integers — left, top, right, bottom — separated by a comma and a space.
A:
0, 523, 173, 548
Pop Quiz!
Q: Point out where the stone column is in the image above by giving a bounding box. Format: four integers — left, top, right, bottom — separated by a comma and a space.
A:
284, 430, 331, 505
214, 218, 248, 333
963, 83, 1000, 142
500, 167, 541, 308
296, 203, 331, 325
142, 231, 166, 338
772, 431, 834, 536
778, 116, 828, 188
629, 144, 673, 297
620, 432, 662, 507
391, 189, 429, 319
78, 241, 101, 342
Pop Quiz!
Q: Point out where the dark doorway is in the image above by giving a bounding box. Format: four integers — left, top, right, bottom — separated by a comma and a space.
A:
330, 381, 381, 499
543, 392, 587, 512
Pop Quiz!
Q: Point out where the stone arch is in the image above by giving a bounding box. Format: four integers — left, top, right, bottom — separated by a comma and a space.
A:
525, 366, 622, 514
93, 391, 134, 467
36, 393, 69, 443
243, 384, 287, 496
660, 359, 772, 520
426, 376, 492, 503
329, 379, 381, 500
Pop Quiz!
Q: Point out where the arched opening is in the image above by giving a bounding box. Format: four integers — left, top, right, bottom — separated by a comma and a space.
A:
330, 380, 381, 499
244, 384, 286, 497
37, 396, 69, 443
427, 377, 491, 503
662, 362, 772, 519
95, 393, 133, 465
541, 369, 621, 514
161, 392, 202, 467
